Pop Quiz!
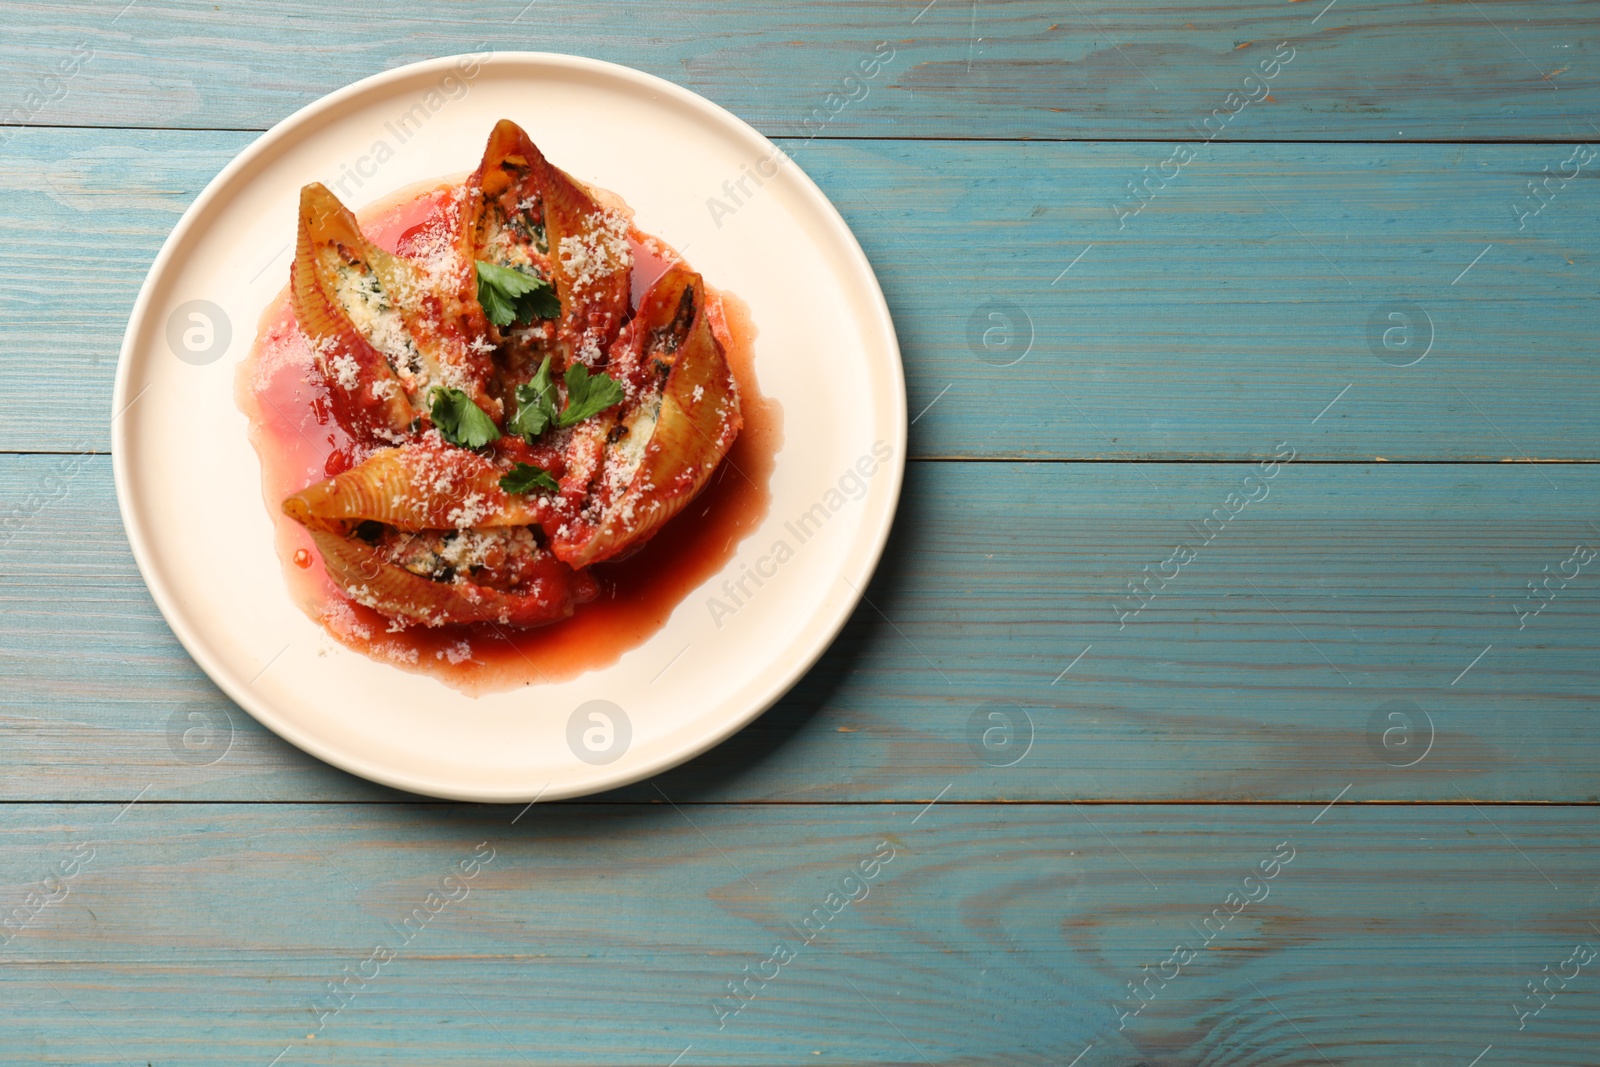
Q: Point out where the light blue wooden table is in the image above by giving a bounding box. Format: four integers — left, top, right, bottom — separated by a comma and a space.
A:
2, 2, 1598, 1063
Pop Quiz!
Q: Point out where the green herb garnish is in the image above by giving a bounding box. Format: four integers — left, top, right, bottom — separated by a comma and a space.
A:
507, 356, 625, 442
475, 260, 559, 328
508, 355, 558, 440
499, 462, 559, 495
428, 387, 501, 448
558, 362, 624, 428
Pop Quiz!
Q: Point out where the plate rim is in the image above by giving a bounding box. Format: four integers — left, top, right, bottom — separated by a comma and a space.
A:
111, 51, 907, 802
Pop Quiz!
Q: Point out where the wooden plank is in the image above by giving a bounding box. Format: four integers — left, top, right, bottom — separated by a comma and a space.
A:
0, 0, 1595, 140
0, 802, 1594, 1064
4, 128, 1599, 459
832, 137, 1600, 462
4, 456, 1597, 802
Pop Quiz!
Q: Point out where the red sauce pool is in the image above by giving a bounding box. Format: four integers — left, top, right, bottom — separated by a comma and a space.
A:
235, 181, 781, 694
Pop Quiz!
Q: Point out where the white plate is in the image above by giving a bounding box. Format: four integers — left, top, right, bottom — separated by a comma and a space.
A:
112, 53, 905, 802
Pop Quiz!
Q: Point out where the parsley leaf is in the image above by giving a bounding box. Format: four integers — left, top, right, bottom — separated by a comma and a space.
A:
475, 260, 559, 327
499, 462, 559, 495
507, 358, 625, 440
558, 363, 624, 428
428, 387, 501, 448
508, 356, 558, 441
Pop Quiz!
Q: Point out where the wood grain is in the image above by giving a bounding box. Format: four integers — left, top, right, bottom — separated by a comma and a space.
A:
2, 7, 1596, 1056
4, 456, 1595, 802
3, 129, 1598, 459
0, 803, 1594, 1065
0, 0, 1594, 140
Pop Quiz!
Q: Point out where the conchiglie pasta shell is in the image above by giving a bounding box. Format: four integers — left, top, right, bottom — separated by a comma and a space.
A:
302, 524, 593, 628
554, 266, 742, 567
467, 120, 630, 370
284, 443, 543, 531
360, 198, 500, 421
292, 183, 419, 438
541, 157, 631, 358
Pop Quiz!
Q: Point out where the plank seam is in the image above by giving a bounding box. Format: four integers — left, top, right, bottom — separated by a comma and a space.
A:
9, 452, 1598, 464
3, 123, 1599, 147
0, 800, 1594, 807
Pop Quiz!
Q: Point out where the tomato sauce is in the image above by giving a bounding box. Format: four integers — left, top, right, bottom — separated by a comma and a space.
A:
236, 181, 781, 694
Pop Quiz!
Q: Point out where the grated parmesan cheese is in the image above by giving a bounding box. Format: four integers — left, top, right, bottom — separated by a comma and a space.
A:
331, 264, 424, 387
446, 491, 493, 529
328, 353, 361, 391
405, 187, 471, 290
558, 211, 632, 291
